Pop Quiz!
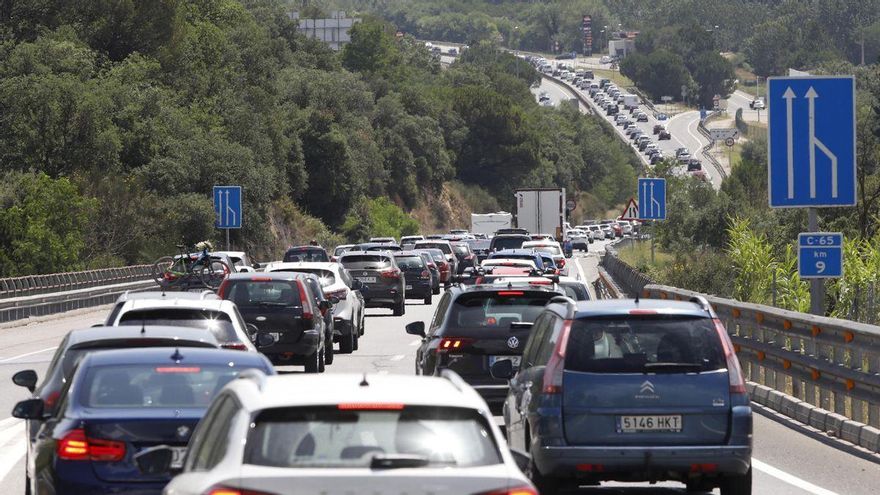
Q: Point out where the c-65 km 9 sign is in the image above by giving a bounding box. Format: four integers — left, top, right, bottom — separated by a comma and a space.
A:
797, 232, 843, 279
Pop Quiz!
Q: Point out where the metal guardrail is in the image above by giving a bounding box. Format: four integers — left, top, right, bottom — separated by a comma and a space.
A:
697, 112, 728, 181
643, 284, 880, 434
600, 251, 654, 298
0, 280, 156, 323
0, 265, 153, 299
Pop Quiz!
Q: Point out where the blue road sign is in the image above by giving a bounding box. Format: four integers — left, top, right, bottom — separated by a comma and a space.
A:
213, 186, 242, 229
638, 178, 666, 220
798, 232, 843, 279
768, 76, 856, 208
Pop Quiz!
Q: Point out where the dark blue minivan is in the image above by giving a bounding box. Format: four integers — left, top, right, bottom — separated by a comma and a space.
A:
494, 297, 752, 494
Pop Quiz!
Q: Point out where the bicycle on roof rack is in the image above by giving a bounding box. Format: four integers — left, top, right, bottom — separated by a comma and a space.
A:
151, 242, 231, 290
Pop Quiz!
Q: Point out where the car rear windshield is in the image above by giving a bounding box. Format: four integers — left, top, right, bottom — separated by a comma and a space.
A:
340, 255, 392, 269
564, 316, 725, 373
531, 245, 562, 256
271, 269, 335, 288
284, 248, 329, 263
118, 309, 237, 342
80, 363, 254, 408
560, 283, 590, 301
448, 292, 555, 328
243, 406, 501, 468
61, 339, 215, 379
415, 243, 452, 255
466, 240, 490, 251
225, 281, 301, 307
451, 244, 470, 255
492, 237, 526, 251
394, 256, 424, 270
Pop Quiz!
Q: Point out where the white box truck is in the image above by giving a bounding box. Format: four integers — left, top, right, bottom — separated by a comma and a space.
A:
515, 188, 566, 240
471, 212, 513, 236
623, 94, 640, 109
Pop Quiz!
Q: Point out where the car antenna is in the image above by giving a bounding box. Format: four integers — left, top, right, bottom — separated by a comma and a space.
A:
141, 318, 147, 334
634, 291, 640, 304
359, 373, 369, 387
171, 348, 183, 362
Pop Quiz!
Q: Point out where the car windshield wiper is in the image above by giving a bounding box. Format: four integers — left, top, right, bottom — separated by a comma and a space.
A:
509, 322, 534, 329
254, 301, 290, 307
643, 362, 704, 373
370, 454, 430, 469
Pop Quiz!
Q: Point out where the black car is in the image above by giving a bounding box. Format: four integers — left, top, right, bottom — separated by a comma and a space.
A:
339, 251, 407, 316
650, 153, 665, 164
466, 239, 492, 264
606, 105, 619, 116
13, 347, 273, 495
219, 273, 330, 372
659, 129, 672, 140
489, 234, 531, 253
295, 273, 338, 364
451, 242, 478, 274
653, 124, 664, 135
393, 251, 433, 305
406, 284, 564, 414
283, 246, 329, 262
415, 250, 441, 295
495, 228, 529, 236
687, 159, 703, 171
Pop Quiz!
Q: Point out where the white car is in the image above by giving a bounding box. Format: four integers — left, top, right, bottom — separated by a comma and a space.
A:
521, 241, 567, 275
105, 291, 257, 351
161, 372, 537, 495
587, 224, 606, 240
212, 250, 259, 272
480, 259, 538, 271
262, 262, 365, 353
491, 276, 590, 300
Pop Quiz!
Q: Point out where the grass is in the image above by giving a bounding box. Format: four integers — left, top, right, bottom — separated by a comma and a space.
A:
617, 239, 673, 271
734, 66, 765, 99
590, 68, 634, 89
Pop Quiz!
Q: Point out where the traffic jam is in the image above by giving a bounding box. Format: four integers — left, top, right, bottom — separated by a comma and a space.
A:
9, 193, 753, 495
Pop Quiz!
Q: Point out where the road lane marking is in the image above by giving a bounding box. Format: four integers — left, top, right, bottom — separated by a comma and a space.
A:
409, 340, 421, 346
752, 458, 839, 495
0, 420, 25, 486
0, 346, 57, 363
390, 354, 405, 361
575, 255, 587, 282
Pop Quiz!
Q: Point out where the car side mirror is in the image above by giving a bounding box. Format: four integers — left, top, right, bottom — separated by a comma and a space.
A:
509, 448, 531, 473
490, 359, 514, 380
12, 398, 44, 419
545, 267, 557, 274
328, 296, 340, 305
256, 333, 277, 348
246, 323, 259, 338
91, 323, 104, 328
318, 300, 332, 311
12, 370, 37, 392
405, 321, 426, 338
252, 262, 261, 269
351, 279, 363, 290
134, 446, 174, 476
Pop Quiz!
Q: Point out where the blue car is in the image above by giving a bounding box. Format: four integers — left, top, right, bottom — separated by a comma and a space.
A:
493, 297, 752, 494
13, 347, 274, 495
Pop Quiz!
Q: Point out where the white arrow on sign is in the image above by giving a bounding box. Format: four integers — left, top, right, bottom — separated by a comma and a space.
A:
783, 87, 795, 199
805, 87, 838, 199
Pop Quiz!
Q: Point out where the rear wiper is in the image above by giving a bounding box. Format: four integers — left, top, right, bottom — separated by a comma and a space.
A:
643, 362, 703, 373
509, 322, 534, 329
370, 454, 430, 469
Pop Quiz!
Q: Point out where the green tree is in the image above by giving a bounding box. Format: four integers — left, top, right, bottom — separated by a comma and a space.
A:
342, 18, 397, 73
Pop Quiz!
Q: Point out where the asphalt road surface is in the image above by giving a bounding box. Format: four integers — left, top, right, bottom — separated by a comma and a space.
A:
0, 240, 876, 493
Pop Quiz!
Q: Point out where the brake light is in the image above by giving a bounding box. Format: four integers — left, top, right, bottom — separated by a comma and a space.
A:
558, 259, 565, 268
497, 291, 524, 296
44, 390, 61, 409
217, 280, 229, 298
324, 288, 347, 300
542, 320, 573, 394
380, 268, 401, 279
205, 487, 277, 495
297, 282, 313, 320
437, 337, 474, 352
420, 270, 430, 280
57, 429, 126, 462
477, 487, 538, 495
250, 276, 272, 281
714, 318, 747, 394
529, 280, 552, 285
337, 403, 405, 410
156, 367, 201, 373
221, 343, 249, 351
629, 309, 658, 315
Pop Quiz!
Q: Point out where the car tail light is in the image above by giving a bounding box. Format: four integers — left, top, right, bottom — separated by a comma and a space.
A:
221, 343, 249, 351
338, 403, 405, 410
420, 270, 430, 280
205, 487, 278, 495
324, 288, 347, 301
437, 261, 448, 271
44, 390, 61, 409
542, 320, 573, 394
297, 282, 313, 321
217, 280, 229, 298
497, 291, 524, 296
557, 258, 565, 268
437, 337, 474, 352
714, 318, 747, 395
380, 268, 401, 280
476, 487, 538, 495
57, 429, 126, 462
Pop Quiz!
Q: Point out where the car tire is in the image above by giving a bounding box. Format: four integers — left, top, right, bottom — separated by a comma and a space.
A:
720, 467, 752, 495
324, 335, 334, 365
433, 286, 440, 295
423, 293, 432, 305
527, 458, 560, 495
393, 300, 405, 316
304, 346, 322, 373
353, 329, 359, 351
340, 326, 355, 354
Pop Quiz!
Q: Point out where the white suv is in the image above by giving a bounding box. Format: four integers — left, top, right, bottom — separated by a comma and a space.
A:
105, 291, 257, 351
161, 371, 536, 495
262, 261, 366, 354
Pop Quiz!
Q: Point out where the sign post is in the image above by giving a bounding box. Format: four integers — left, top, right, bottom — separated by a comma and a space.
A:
213, 186, 243, 250
768, 76, 856, 314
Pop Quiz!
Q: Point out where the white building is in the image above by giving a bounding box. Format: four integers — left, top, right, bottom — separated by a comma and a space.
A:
289, 11, 361, 51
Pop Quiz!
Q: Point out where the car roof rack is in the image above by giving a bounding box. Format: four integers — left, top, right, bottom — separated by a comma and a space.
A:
236, 368, 267, 392
548, 295, 577, 319
440, 369, 468, 393
689, 295, 713, 315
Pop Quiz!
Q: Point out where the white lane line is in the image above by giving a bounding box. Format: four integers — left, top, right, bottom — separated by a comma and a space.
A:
409, 340, 421, 347
575, 255, 587, 282
0, 417, 20, 429
0, 346, 57, 364
390, 354, 405, 361
0, 438, 26, 484
752, 458, 840, 495
0, 421, 23, 448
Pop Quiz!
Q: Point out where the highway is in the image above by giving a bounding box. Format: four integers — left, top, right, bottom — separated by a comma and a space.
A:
0, 238, 877, 494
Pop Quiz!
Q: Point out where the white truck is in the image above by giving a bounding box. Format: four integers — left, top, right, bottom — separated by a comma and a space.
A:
471, 212, 513, 237
515, 188, 566, 240
623, 94, 640, 110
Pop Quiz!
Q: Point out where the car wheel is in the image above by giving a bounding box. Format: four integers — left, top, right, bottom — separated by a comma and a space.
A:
393, 300, 405, 316
527, 458, 560, 495
340, 326, 355, 354
352, 328, 359, 351
423, 293, 432, 305
720, 467, 752, 495
318, 345, 326, 372
304, 346, 322, 373
324, 335, 334, 365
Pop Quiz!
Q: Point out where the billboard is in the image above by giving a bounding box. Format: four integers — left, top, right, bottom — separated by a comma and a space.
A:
582, 15, 593, 56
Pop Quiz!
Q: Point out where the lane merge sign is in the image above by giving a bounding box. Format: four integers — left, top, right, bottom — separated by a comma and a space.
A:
213, 185, 242, 229
619, 198, 639, 221
638, 178, 666, 220
768, 76, 856, 208
798, 232, 843, 278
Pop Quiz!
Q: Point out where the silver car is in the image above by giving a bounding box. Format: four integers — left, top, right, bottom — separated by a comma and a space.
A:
162, 372, 536, 495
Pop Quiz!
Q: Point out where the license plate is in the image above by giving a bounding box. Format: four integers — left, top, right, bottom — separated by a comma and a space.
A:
405, 285, 413, 290
356, 277, 376, 283
169, 446, 187, 468
489, 356, 521, 368
618, 415, 682, 433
